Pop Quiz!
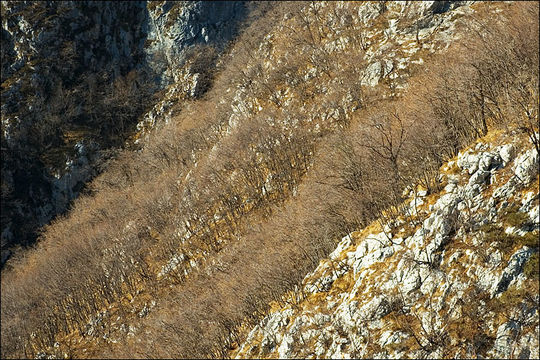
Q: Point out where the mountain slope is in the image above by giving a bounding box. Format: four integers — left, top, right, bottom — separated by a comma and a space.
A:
1, 1, 538, 359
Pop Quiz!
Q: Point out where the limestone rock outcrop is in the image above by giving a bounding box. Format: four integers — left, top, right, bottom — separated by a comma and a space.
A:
235, 131, 539, 359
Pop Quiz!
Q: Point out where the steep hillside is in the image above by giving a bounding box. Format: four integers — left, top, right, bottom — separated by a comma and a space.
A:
1, 1, 538, 359
1, 0, 246, 264
234, 129, 539, 359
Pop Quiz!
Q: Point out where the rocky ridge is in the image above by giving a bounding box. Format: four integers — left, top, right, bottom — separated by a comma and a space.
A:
223, 0, 476, 135
234, 130, 539, 359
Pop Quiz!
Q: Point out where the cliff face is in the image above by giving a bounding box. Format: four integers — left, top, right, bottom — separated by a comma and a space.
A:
134, 1, 247, 142
235, 130, 539, 359
0, 1, 246, 264
1, 2, 147, 82
145, 1, 246, 85
1, 0, 147, 263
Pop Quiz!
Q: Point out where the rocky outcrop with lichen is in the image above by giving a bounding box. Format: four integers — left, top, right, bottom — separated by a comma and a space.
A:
234, 130, 539, 359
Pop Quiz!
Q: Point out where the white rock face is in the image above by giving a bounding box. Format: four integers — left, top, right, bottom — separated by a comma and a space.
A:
235, 129, 539, 359
145, 1, 246, 85
513, 148, 539, 186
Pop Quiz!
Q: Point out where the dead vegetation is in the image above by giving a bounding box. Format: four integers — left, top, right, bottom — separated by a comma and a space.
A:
1, 1, 538, 359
